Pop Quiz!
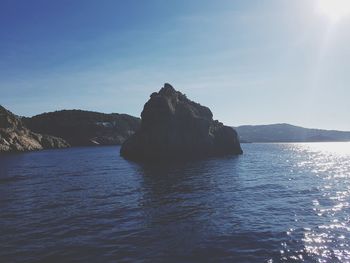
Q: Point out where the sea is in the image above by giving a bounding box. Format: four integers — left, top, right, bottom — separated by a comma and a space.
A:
0, 143, 349, 262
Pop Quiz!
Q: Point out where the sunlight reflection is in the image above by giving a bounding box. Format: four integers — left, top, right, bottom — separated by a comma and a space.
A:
291, 142, 350, 156
281, 142, 350, 262
307, 142, 350, 155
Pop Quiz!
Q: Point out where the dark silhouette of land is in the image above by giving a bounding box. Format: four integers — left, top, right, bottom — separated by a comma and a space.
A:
1, 104, 349, 153
23, 110, 140, 146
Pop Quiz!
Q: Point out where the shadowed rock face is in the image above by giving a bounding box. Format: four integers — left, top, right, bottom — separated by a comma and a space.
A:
0, 106, 69, 153
120, 84, 242, 161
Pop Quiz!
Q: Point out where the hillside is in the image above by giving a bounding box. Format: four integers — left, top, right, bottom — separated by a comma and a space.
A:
0, 105, 69, 152
236, 123, 350, 143
23, 110, 141, 147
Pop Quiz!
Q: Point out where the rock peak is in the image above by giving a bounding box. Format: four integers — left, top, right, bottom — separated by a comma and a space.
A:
159, 83, 177, 97
164, 83, 174, 90
0, 105, 10, 115
0, 105, 19, 129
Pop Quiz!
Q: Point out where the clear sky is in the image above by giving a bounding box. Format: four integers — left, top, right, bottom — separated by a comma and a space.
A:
1, 0, 350, 130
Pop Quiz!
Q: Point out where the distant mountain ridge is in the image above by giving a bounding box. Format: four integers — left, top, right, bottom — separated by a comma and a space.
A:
2, 102, 349, 154
23, 110, 140, 147
236, 123, 350, 143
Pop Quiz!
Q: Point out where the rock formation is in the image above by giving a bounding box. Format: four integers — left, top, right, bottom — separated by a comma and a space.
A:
23, 110, 140, 146
120, 83, 242, 161
0, 106, 69, 153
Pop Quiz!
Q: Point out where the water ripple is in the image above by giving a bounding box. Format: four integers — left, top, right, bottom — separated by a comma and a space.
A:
0, 144, 349, 262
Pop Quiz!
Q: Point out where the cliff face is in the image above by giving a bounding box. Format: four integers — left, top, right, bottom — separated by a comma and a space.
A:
120, 83, 242, 161
23, 110, 140, 146
0, 106, 69, 153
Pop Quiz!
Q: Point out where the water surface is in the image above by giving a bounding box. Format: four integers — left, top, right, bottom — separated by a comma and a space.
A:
0, 143, 349, 262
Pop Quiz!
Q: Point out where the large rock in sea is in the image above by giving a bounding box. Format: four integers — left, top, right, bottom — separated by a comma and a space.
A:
0, 105, 69, 153
120, 84, 243, 161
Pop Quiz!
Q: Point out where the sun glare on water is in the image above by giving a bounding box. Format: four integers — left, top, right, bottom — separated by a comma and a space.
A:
303, 142, 350, 156
317, 0, 350, 22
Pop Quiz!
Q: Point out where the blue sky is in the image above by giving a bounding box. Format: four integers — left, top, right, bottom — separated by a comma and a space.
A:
1, 0, 350, 130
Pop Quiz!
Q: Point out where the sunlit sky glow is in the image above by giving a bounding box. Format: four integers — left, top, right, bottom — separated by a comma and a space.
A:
0, 0, 349, 130
317, 0, 350, 22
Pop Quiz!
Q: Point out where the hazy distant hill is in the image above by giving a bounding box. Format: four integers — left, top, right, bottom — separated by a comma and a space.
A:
236, 123, 350, 143
23, 110, 140, 147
